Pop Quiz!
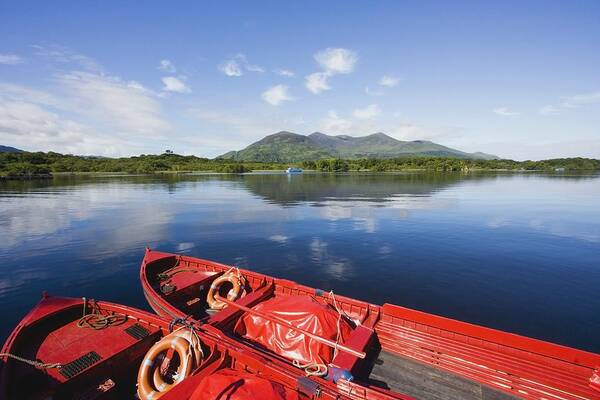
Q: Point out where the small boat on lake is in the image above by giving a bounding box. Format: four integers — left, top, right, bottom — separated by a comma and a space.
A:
286, 167, 303, 174
0, 294, 370, 400
140, 248, 600, 400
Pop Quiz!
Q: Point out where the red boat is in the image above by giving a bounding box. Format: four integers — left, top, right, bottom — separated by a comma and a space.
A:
140, 248, 600, 400
0, 294, 389, 400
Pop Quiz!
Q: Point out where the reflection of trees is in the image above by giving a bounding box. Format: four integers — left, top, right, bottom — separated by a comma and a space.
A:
0, 174, 230, 193
240, 173, 470, 206
2, 172, 597, 202
239, 172, 600, 206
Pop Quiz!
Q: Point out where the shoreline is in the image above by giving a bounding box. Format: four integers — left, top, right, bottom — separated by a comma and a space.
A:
2, 168, 598, 181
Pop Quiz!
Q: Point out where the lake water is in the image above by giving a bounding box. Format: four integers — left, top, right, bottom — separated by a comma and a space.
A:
1, 172, 599, 352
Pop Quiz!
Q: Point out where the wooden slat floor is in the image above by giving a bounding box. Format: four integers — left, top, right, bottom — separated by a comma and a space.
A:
368, 351, 520, 400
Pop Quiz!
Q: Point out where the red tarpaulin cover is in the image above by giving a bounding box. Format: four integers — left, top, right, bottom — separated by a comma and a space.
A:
190, 369, 298, 400
234, 295, 353, 366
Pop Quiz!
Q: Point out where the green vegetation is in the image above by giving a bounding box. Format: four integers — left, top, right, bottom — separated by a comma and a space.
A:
219, 131, 333, 162
0, 152, 264, 177
1, 150, 599, 178
304, 157, 600, 172
218, 131, 499, 161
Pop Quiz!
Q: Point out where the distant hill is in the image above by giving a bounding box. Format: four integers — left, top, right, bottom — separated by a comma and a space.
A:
218, 131, 498, 162
0, 145, 24, 153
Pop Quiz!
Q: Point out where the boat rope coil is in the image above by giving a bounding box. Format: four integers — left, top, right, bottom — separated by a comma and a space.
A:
137, 326, 204, 400
206, 267, 246, 310
157, 256, 198, 282
0, 352, 62, 370
292, 359, 328, 377
77, 298, 126, 330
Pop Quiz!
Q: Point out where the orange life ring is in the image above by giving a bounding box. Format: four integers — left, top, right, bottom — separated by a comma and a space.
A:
137, 329, 203, 399
206, 272, 245, 310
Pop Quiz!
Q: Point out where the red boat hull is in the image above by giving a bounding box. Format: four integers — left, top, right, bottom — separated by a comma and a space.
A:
0, 294, 380, 400
140, 248, 600, 400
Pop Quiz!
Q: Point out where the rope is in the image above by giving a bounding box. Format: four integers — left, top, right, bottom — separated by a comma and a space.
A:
223, 266, 243, 282
169, 318, 205, 365
157, 268, 198, 281
328, 290, 344, 361
292, 359, 328, 377
221, 266, 246, 297
0, 352, 62, 369
77, 299, 126, 330
169, 318, 204, 358
157, 256, 199, 281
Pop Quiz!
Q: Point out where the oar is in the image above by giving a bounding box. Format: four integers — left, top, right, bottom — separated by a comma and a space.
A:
220, 297, 366, 359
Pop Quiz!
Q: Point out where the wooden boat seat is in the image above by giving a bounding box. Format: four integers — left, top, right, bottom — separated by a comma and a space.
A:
376, 317, 599, 400
331, 325, 376, 377
37, 317, 161, 384
162, 270, 221, 299
208, 283, 275, 328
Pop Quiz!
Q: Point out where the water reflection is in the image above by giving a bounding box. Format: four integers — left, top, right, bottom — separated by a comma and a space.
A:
1, 172, 599, 353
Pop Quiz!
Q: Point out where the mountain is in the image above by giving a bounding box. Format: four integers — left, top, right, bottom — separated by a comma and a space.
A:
218, 131, 498, 162
0, 145, 24, 153
219, 131, 333, 162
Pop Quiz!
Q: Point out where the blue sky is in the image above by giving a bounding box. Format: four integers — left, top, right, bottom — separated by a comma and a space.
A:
1, 1, 599, 160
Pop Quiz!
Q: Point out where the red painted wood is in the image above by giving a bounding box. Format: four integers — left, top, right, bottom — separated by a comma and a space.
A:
381, 303, 600, 368
331, 326, 374, 375
2, 295, 379, 400
140, 248, 600, 400
208, 283, 275, 327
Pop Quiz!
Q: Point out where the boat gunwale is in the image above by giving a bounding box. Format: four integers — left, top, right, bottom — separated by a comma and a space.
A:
380, 303, 600, 369
1, 295, 364, 400
141, 248, 600, 369
140, 248, 600, 400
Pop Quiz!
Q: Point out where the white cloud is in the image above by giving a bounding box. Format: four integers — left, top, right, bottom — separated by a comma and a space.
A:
314, 48, 357, 74
320, 110, 352, 133
219, 59, 243, 77
161, 76, 191, 93
0, 82, 60, 106
158, 59, 176, 73
539, 90, 600, 116
353, 104, 381, 120
305, 48, 357, 94
32, 44, 101, 72
539, 105, 560, 115
365, 86, 384, 97
236, 54, 264, 73
58, 71, 170, 137
274, 68, 295, 77
0, 54, 24, 65
379, 75, 399, 87
219, 54, 264, 76
246, 64, 265, 73
0, 96, 121, 155
262, 84, 293, 106
493, 107, 519, 117
305, 72, 331, 94
560, 91, 600, 108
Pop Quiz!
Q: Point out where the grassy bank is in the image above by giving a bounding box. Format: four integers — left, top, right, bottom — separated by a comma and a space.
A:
1, 151, 599, 177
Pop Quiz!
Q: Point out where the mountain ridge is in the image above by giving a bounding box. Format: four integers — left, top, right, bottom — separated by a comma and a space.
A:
218, 131, 498, 162
0, 145, 24, 153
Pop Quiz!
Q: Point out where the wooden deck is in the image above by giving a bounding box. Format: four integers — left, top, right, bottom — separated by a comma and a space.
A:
368, 351, 519, 400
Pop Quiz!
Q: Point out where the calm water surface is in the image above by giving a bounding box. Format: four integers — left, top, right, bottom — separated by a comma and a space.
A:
1, 172, 599, 352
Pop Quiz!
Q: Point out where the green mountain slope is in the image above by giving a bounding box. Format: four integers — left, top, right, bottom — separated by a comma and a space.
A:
219, 131, 334, 162
218, 131, 498, 162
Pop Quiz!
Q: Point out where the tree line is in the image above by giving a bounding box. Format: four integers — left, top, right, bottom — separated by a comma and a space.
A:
1, 151, 599, 177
